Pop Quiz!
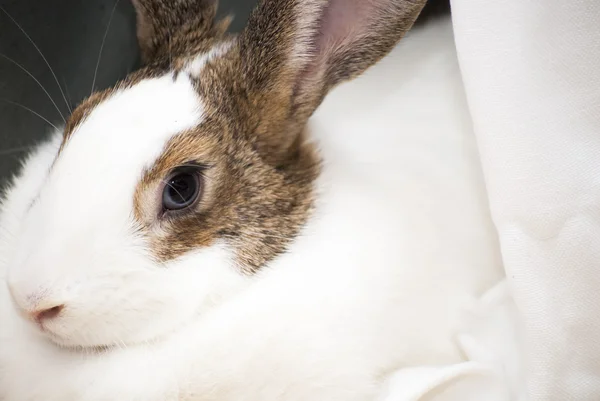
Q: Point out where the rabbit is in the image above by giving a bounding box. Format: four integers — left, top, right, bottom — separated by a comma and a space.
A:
0, 0, 504, 400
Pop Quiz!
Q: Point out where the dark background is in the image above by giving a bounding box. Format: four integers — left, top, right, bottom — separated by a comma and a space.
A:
0, 0, 448, 185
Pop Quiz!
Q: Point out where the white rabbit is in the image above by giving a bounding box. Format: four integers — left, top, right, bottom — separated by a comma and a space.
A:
0, 0, 503, 400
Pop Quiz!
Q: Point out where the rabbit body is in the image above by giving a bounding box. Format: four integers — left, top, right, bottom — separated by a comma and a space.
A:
0, 16, 502, 401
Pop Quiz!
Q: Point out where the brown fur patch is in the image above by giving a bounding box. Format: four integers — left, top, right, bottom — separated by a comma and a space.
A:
131, 0, 232, 64
133, 95, 320, 272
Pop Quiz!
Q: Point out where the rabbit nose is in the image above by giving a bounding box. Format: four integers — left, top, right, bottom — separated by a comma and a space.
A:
6, 281, 65, 322
31, 304, 65, 323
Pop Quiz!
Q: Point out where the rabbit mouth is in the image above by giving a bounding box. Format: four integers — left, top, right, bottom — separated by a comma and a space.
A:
33, 319, 118, 352
41, 328, 115, 353
37, 311, 196, 352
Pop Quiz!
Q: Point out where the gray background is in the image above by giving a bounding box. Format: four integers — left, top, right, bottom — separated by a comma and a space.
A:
0, 0, 447, 186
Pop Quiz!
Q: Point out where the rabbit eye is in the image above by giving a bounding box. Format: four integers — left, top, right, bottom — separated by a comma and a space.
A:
162, 167, 203, 211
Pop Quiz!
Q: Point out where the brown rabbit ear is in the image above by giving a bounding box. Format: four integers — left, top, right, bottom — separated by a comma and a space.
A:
131, 0, 231, 64
238, 0, 426, 165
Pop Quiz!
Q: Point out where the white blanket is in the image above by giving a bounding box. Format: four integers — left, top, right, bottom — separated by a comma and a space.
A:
383, 1, 600, 399
452, 0, 600, 399
379, 282, 522, 401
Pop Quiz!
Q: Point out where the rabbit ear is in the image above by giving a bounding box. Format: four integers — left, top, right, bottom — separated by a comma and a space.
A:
131, 0, 231, 64
237, 0, 426, 165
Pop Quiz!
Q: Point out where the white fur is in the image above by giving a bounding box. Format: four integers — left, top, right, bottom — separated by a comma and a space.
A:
186, 41, 234, 77
0, 18, 503, 401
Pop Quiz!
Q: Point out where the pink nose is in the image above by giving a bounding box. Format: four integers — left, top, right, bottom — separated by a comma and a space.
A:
31, 304, 64, 323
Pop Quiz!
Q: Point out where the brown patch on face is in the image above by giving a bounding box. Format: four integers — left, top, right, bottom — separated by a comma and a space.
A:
133, 89, 320, 272
130, 32, 325, 272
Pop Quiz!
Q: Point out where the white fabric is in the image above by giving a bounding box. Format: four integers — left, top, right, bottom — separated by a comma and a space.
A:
379, 1, 600, 399
380, 282, 521, 401
449, 0, 600, 399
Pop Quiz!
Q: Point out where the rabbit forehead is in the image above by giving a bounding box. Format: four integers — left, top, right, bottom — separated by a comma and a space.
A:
42, 73, 203, 230
63, 72, 202, 149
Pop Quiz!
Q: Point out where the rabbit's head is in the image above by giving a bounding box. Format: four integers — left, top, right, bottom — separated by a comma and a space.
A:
3, 0, 425, 349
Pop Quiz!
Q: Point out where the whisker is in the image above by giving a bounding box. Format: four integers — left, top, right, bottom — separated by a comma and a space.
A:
0, 98, 59, 131
91, 0, 121, 95
0, 53, 66, 123
0, 5, 71, 115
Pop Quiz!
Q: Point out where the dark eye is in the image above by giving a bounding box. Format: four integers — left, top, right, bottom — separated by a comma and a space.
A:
162, 167, 203, 211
